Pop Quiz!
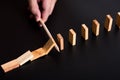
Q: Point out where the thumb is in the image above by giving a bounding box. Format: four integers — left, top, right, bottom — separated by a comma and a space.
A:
29, 0, 41, 21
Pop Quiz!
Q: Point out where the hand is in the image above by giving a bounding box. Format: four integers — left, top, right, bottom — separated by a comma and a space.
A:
28, 0, 57, 22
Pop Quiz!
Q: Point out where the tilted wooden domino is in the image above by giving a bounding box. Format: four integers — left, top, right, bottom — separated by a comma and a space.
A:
81, 24, 89, 40
1, 59, 19, 73
16, 50, 33, 66
31, 39, 55, 61
31, 48, 45, 61
43, 38, 55, 55
69, 29, 76, 46
116, 12, 120, 29
104, 14, 113, 32
92, 19, 100, 36
57, 33, 64, 51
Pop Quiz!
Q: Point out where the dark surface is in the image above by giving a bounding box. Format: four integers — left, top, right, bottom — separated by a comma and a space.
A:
0, 0, 120, 80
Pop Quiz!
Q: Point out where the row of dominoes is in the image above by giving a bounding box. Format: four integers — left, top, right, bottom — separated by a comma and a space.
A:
1, 50, 33, 73
57, 12, 120, 51
1, 39, 55, 73
0, 12, 119, 73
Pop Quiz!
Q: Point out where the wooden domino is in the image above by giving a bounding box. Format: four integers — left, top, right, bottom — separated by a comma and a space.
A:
104, 14, 113, 31
16, 50, 33, 66
1, 59, 19, 73
31, 39, 55, 61
31, 48, 45, 61
57, 33, 64, 51
43, 38, 55, 55
69, 29, 76, 46
81, 24, 89, 40
92, 19, 100, 36
116, 12, 120, 29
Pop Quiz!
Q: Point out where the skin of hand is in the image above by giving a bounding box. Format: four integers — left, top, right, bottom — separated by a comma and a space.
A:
28, 0, 57, 22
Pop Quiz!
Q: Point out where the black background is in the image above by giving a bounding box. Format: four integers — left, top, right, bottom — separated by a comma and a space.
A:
0, 0, 120, 80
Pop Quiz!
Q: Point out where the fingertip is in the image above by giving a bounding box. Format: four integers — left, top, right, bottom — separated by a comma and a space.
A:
42, 18, 47, 23
35, 17, 43, 27
35, 11, 41, 22
36, 16, 40, 22
42, 12, 49, 23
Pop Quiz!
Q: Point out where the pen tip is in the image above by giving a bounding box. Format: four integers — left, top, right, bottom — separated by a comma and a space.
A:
56, 46, 60, 52
57, 49, 60, 52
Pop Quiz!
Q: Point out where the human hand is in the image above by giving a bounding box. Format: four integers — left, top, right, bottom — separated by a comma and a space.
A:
28, 0, 57, 22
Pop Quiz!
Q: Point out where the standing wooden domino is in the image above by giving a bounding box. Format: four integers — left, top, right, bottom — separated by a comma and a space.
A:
81, 24, 89, 40
116, 12, 120, 29
92, 19, 100, 36
104, 14, 113, 31
69, 29, 76, 46
57, 33, 64, 51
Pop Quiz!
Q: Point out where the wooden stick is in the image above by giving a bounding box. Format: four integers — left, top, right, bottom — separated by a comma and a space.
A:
116, 12, 120, 29
38, 19, 60, 52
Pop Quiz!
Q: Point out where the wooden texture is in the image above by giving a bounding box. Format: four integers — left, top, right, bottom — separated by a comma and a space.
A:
69, 29, 76, 46
31, 48, 45, 61
92, 19, 100, 36
43, 38, 55, 55
81, 24, 89, 40
104, 14, 113, 31
39, 19, 60, 52
31, 39, 55, 61
116, 12, 120, 29
16, 50, 33, 66
1, 59, 19, 73
57, 33, 64, 51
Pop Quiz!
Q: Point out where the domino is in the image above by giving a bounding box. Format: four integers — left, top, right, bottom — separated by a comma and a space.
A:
31, 48, 45, 61
92, 19, 100, 36
69, 29, 76, 46
57, 33, 64, 51
43, 38, 55, 55
104, 14, 113, 31
81, 24, 89, 40
31, 39, 55, 61
1, 59, 19, 73
16, 50, 33, 66
116, 12, 120, 29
